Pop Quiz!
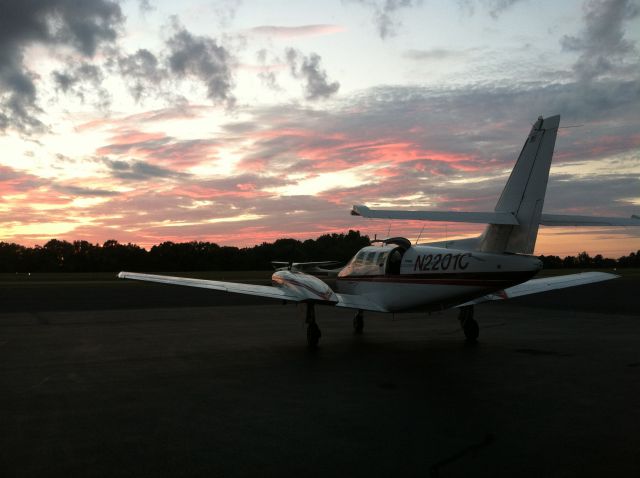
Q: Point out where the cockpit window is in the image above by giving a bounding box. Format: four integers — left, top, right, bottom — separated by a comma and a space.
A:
365, 251, 376, 264
354, 250, 367, 265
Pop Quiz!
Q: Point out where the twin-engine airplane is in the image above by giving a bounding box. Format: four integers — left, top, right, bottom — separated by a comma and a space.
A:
119, 115, 639, 346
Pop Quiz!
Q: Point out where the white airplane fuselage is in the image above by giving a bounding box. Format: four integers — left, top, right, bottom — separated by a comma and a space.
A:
118, 115, 633, 346
334, 242, 542, 312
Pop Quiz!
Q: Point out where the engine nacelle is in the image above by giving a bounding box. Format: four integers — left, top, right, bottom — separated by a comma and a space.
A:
272, 270, 338, 303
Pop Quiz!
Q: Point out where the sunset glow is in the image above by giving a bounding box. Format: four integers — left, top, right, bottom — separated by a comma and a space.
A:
0, 0, 638, 256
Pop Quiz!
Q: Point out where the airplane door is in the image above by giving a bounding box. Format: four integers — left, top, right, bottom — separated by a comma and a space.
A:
386, 248, 403, 275
377, 251, 388, 275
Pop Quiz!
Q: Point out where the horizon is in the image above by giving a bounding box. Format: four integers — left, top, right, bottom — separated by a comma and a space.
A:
3, 232, 639, 259
0, 1, 638, 256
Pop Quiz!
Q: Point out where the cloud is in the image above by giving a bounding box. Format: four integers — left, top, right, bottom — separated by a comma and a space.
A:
285, 49, 340, 100
113, 20, 239, 106
404, 48, 473, 61
3, 43, 638, 251
117, 49, 166, 102
0, 165, 45, 194
484, 0, 526, 18
51, 61, 110, 109
236, 79, 639, 177
138, 0, 154, 14
97, 129, 221, 168
98, 130, 171, 155
455, 0, 528, 18
165, 20, 236, 106
102, 158, 190, 181
212, 0, 243, 28
218, 77, 640, 244
345, 0, 423, 39
255, 49, 283, 91
249, 25, 345, 38
544, 174, 639, 216
561, 0, 639, 82
0, 0, 123, 133
54, 184, 119, 197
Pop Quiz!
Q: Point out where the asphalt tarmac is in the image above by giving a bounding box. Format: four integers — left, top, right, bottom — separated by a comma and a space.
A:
1, 274, 639, 477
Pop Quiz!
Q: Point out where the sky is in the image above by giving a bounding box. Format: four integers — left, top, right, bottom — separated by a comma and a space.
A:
0, 0, 639, 256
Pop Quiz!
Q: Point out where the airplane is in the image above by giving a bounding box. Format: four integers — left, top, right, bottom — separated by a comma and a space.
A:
119, 115, 639, 347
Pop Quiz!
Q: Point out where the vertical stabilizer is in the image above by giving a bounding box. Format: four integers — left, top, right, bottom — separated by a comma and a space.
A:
479, 115, 560, 254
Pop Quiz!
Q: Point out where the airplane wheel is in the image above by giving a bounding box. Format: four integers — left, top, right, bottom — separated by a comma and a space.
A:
463, 318, 479, 342
353, 310, 364, 334
307, 322, 321, 347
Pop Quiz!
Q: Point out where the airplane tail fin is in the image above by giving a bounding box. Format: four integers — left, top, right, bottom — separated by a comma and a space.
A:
351, 114, 638, 249
478, 115, 560, 254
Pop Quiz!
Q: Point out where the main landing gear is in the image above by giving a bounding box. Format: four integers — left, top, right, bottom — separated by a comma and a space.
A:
306, 303, 321, 348
458, 305, 479, 342
353, 309, 364, 334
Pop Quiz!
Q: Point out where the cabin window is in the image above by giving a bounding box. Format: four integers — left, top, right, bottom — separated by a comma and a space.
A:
377, 251, 389, 266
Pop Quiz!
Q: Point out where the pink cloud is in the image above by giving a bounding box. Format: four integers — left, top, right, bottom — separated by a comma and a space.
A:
248, 24, 345, 38
3, 91, 638, 258
97, 129, 220, 169
76, 105, 214, 132
166, 184, 273, 200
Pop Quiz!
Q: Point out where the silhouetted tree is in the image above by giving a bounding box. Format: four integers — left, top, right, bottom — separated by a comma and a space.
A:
2, 233, 636, 272
618, 250, 640, 268
538, 255, 563, 269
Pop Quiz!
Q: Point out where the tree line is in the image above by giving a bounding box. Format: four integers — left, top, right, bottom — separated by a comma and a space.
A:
0, 231, 370, 272
0, 232, 637, 272
538, 251, 640, 269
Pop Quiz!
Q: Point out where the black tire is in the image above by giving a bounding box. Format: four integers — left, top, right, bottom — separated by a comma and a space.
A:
353, 314, 364, 334
307, 322, 321, 347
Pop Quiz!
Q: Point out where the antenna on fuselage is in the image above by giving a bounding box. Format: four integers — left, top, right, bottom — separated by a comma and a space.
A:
415, 225, 425, 245
386, 222, 391, 238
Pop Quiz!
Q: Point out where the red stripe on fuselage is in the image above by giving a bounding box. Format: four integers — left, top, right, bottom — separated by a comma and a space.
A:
337, 270, 536, 287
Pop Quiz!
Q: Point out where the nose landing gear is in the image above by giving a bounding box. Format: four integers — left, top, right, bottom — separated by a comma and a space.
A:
353, 309, 364, 334
305, 303, 321, 347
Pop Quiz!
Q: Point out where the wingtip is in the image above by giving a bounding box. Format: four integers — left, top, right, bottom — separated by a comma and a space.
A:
351, 204, 366, 216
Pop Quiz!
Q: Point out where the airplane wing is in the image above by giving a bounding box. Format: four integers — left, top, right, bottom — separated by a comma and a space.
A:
119, 271, 388, 312
118, 271, 305, 302
459, 271, 619, 306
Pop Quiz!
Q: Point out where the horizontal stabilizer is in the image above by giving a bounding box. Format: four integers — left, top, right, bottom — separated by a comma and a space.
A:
352, 205, 639, 227
351, 205, 519, 225
459, 271, 618, 306
540, 214, 640, 226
